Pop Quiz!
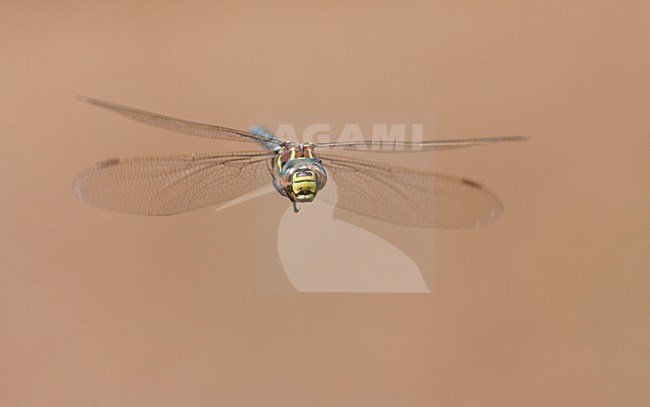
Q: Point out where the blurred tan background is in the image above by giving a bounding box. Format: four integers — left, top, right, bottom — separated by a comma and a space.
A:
1, 1, 649, 405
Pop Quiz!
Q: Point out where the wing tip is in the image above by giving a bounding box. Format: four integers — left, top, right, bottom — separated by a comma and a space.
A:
501, 135, 529, 143
76, 94, 96, 105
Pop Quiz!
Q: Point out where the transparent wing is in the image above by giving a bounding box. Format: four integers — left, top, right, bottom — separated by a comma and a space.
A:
314, 135, 527, 152
73, 151, 275, 215
79, 96, 282, 147
318, 153, 504, 228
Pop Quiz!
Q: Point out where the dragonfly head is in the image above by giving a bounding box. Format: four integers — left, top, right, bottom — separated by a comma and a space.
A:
290, 169, 318, 202
280, 159, 327, 203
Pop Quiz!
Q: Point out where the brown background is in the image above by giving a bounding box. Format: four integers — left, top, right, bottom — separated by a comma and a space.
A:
1, 1, 649, 405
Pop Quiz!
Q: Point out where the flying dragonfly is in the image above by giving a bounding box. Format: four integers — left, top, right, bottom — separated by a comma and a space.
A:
73, 97, 526, 228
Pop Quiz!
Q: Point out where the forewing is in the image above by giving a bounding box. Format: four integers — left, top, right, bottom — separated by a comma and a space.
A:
318, 154, 504, 228
73, 151, 275, 215
315, 135, 527, 152
79, 96, 282, 147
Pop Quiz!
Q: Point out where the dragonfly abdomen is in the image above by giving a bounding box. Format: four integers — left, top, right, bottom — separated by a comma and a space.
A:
250, 125, 283, 152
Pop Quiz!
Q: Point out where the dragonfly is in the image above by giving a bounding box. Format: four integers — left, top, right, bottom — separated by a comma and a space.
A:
73, 97, 526, 228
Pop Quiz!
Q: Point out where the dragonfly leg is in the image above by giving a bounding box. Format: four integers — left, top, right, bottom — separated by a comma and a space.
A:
292, 201, 300, 213
272, 179, 287, 197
